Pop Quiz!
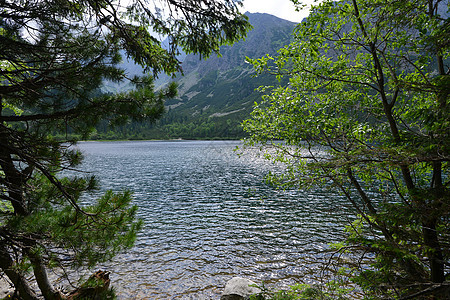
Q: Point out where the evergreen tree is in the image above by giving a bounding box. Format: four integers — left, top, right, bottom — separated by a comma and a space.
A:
243, 0, 449, 298
0, 0, 250, 298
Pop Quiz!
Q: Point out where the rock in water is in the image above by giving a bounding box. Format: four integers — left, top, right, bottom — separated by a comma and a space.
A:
221, 277, 261, 300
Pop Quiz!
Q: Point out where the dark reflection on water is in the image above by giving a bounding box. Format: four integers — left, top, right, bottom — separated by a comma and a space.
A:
76, 140, 352, 299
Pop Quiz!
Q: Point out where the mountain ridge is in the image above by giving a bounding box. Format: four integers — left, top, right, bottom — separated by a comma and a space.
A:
96, 13, 298, 140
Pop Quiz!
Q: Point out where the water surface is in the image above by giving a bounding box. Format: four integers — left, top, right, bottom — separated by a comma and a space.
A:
76, 140, 351, 299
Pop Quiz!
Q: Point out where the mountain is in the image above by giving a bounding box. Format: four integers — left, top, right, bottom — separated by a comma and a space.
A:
95, 13, 297, 140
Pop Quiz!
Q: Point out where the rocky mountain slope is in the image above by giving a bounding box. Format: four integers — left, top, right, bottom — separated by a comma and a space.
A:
97, 13, 297, 139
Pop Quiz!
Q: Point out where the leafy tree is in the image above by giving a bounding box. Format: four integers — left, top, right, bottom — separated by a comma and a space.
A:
0, 0, 250, 298
243, 0, 449, 298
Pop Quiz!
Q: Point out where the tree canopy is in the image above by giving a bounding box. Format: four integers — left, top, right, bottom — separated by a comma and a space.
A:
243, 0, 449, 298
0, 0, 250, 298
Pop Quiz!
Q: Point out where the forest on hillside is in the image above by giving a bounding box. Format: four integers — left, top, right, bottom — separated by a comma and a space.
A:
1, 0, 448, 299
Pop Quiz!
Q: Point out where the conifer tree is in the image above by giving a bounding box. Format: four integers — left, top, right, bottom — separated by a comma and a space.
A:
0, 0, 250, 298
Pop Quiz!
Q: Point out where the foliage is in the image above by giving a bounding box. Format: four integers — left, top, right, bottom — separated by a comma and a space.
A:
243, 0, 449, 298
0, 0, 250, 299
89, 110, 250, 140
249, 282, 343, 300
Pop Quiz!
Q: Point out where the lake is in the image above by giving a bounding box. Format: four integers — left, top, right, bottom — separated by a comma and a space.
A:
75, 140, 352, 299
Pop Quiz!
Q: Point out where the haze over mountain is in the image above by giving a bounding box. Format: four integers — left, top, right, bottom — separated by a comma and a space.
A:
97, 13, 297, 139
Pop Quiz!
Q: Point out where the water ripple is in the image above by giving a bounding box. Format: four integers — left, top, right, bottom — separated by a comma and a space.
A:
74, 141, 352, 299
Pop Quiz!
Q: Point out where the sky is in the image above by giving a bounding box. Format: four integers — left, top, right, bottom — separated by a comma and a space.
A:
241, 0, 318, 23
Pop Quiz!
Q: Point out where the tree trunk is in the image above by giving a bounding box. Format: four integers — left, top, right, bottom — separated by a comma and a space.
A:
28, 252, 65, 300
0, 126, 28, 216
423, 161, 446, 284
422, 219, 445, 283
0, 244, 39, 300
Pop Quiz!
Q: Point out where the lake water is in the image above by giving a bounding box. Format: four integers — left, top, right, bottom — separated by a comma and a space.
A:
75, 140, 352, 299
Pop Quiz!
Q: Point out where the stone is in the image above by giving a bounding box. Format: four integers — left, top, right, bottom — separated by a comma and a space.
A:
0, 289, 13, 299
221, 277, 261, 300
0, 277, 14, 299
